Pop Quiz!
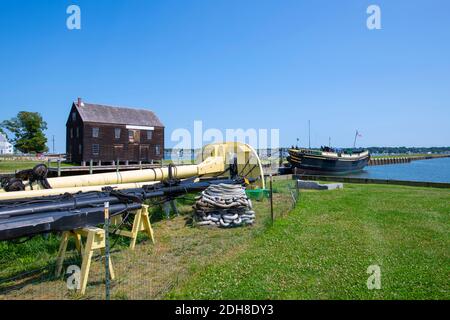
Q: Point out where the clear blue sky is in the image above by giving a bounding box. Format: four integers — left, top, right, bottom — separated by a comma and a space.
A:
0, 0, 449, 152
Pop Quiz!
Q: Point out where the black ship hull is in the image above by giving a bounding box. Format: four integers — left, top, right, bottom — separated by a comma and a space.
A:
288, 149, 370, 174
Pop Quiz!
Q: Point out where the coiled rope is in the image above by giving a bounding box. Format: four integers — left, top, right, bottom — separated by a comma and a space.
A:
193, 183, 255, 227
1, 164, 51, 192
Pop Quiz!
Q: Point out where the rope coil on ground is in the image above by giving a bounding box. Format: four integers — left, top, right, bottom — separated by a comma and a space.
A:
193, 183, 255, 227
1, 164, 51, 192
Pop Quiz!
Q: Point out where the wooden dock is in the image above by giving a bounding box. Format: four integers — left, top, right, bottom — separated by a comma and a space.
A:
291, 174, 450, 189
368, 157, 411, 166
368, 154, 450, 166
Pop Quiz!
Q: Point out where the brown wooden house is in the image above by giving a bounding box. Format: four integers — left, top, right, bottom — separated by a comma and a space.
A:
66, 98, 164, 164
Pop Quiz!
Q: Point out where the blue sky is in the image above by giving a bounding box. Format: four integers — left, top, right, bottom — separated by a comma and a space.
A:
0, 0, 449, 152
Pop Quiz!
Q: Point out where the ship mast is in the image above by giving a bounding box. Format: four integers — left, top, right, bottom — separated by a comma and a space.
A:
353, 130, 359, 148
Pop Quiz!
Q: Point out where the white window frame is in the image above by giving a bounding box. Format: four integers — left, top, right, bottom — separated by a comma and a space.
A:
92, 127, 99, 138
92, 144, 100, 156
115, 128, 121, 139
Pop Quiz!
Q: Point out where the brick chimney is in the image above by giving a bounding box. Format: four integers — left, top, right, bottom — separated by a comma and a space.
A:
77, 97, 82, 107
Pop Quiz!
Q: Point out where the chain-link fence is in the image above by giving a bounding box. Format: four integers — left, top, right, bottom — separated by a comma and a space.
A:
0, 178, 299, 300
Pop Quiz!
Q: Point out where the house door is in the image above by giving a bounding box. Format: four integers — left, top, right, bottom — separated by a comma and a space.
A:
139, 145, 149, 162
113, 144, 124, 161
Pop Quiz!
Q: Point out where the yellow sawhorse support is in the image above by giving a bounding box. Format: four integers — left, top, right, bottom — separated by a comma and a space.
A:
111, 204, 155, 250
55, 227, 115, 295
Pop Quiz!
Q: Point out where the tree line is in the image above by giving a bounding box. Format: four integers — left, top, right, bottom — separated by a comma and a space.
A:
360, 146, 450, 155
0, 111, 48, 154
0, 111, 449, 156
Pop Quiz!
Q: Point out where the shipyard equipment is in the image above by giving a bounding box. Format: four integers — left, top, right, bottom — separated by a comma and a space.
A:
0, 142, 265, 241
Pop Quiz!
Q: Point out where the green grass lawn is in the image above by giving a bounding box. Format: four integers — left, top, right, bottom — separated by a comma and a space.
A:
0, 161, 46, 173
0, 184, 290, 299
0, 160, 74, 174
0, 181, 448, 299
169, 183, 449, 299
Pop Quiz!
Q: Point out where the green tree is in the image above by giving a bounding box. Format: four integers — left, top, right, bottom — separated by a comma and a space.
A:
1, 111, 48, 153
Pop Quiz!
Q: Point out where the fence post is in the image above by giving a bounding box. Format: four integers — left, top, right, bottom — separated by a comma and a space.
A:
89, 159, 93, 175
269, 174, 274, 225
104, 202, 110, 300
57, 159, 61, 177
279, 148, 283, 168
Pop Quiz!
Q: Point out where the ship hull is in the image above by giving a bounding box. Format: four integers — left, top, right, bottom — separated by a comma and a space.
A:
288, 150, 370, 174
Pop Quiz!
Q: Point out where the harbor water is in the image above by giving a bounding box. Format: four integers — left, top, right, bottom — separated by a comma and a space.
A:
347, 157, 450, 183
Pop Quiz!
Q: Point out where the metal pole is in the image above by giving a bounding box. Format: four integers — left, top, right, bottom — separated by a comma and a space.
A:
353, 130, 358, 148
57, 159, 61, 177
104, 201, 110, 300
269, 174, 274, 224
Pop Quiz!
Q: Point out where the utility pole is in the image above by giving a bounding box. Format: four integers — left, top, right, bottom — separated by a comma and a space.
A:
308, 120, 311, 149
52, 135, 55, 154
329, 137, 331, 148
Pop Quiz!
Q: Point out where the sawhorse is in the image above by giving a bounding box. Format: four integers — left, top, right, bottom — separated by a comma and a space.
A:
111, 204, 155, 250
55, 227, 115, 295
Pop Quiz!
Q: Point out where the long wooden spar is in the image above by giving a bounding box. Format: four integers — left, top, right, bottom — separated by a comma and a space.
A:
0, 142, 266, 201
0, 156, 225, 201
25, 156, 224, 191
0, 181, 159, 201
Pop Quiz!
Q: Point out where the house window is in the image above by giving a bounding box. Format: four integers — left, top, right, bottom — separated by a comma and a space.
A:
155, 145, 161, 155
115, 128, 121, 139
72, 112, 76, 122
78, 144, 82, 155
147, 130, 153, 140
92, 144, 100, 156
128, 130, 140, 143
92, 127, 99, 138
128, 130, 134, 142
76, 127, 79, 138
70, 128, 73, 138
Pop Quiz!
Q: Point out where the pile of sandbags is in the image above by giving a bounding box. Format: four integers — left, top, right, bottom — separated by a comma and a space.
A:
194, 183, 255, 227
